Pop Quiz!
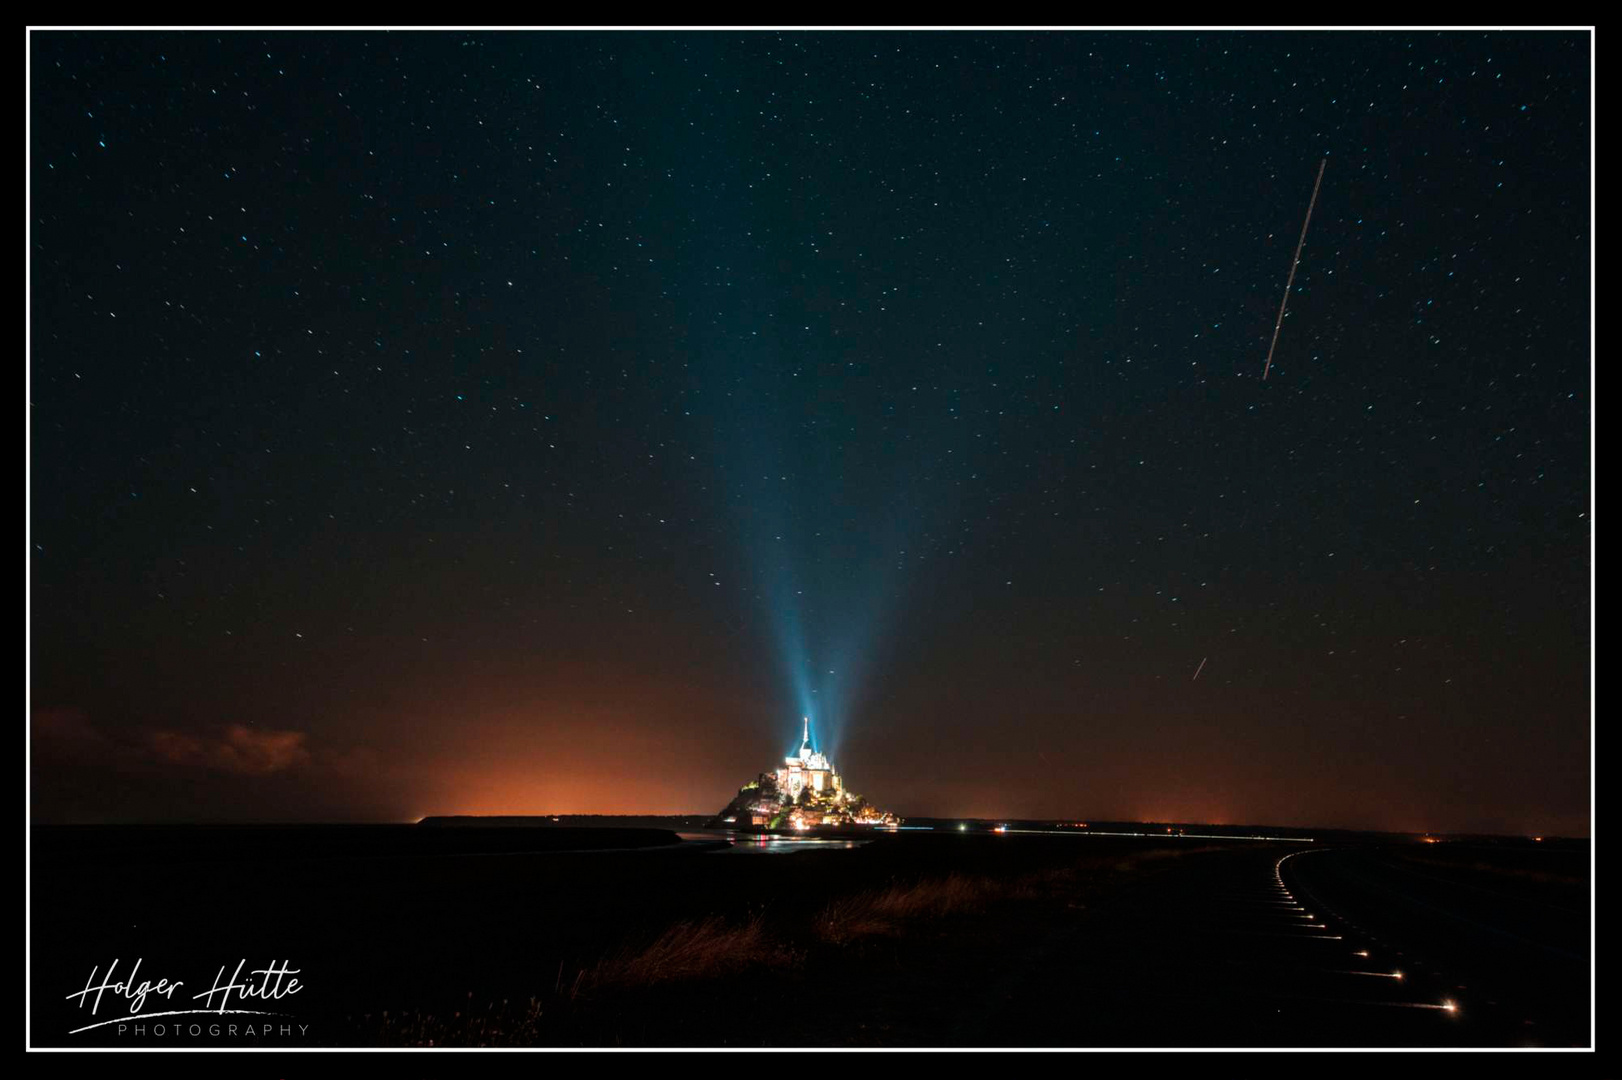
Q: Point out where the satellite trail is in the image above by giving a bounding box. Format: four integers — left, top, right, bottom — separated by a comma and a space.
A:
1193, 656, 1208, 681
1261, 157, 1327, 381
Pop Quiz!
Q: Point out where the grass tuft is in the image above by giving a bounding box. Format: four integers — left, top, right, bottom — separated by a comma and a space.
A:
578, 914, 792, 993
815, 873, 1000, 943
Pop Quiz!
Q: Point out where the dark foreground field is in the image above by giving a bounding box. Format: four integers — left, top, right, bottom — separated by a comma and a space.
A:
29, 824, 1590, 1048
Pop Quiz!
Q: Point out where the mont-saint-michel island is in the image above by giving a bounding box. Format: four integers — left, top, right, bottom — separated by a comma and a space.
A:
712, 718, 898, 831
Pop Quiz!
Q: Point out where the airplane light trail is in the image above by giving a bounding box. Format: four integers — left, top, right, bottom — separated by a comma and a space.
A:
1262, 157, 1327, 381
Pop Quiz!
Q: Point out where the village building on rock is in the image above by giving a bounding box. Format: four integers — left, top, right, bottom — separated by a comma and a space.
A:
713, 718, 898, 830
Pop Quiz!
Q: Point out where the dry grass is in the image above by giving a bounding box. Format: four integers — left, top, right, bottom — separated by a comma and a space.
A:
573, 860, 1114, 993
810, 847, 1227, 945
356, 846, 1243, 1043
576, 913, 792, 994
814, 873, 1003, 944
348, 994, 547, 1047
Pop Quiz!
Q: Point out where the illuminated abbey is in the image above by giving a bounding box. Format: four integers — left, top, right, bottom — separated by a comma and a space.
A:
777, 717, 840, 800
713, 718, 898, 830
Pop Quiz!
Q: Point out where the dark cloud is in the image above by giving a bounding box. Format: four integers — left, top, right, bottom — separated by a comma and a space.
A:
147, 723, 311, 775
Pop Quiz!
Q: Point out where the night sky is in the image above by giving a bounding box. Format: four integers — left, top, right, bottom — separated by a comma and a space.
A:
29, 31, 1591, 835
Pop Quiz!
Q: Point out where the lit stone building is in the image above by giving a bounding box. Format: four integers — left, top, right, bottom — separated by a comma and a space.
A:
775, 717, 843, 801
711, 717, 897, 830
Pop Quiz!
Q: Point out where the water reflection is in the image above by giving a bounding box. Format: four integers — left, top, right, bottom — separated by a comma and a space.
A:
677, 830, 870, 854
